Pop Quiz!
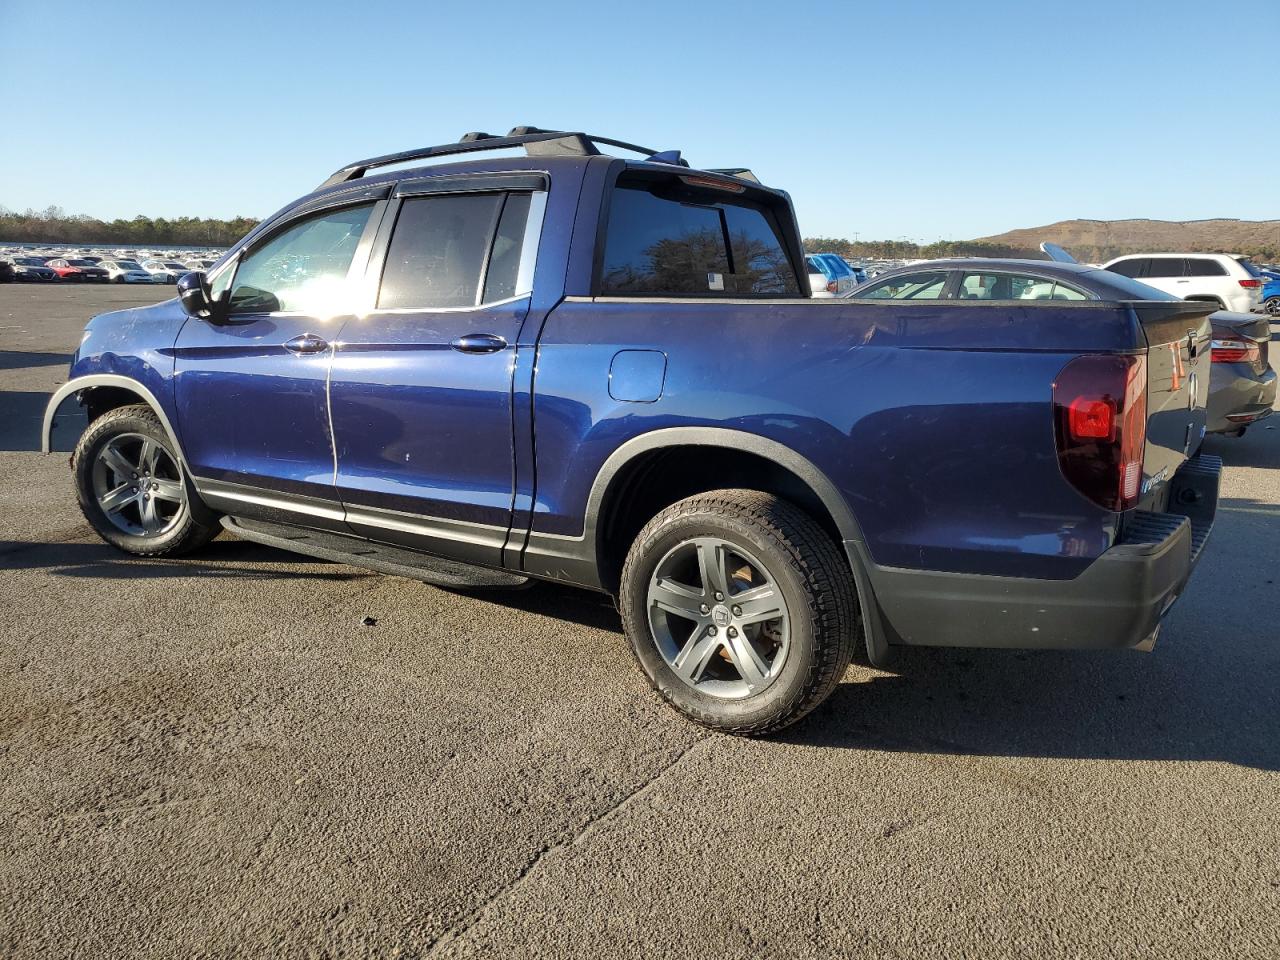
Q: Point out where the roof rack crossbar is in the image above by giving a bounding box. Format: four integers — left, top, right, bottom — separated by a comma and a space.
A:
317, 127, 666, 189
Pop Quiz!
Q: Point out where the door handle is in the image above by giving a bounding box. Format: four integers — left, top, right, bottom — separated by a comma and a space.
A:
284, 333, 330, 355
451, 333, 507, 354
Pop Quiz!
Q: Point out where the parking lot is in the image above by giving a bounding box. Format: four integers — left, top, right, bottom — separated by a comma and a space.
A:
1, 283, 1278, 958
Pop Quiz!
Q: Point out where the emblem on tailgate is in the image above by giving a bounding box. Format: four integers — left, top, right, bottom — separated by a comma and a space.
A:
1141, 466, 1169, 496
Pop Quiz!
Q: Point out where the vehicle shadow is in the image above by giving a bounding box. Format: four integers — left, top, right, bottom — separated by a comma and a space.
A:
1203, 422, 1280, 469
0, 537, 359, 581
783, 486, 1280, 770
476, 580, 624, 633
0, 350, 72, 371
0, 390, 67, 452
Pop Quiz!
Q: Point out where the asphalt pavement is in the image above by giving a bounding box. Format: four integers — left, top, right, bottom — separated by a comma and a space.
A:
2, 283, 1278, 958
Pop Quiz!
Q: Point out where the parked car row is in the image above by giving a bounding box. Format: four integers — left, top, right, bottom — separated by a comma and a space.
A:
0, 253, 215, 283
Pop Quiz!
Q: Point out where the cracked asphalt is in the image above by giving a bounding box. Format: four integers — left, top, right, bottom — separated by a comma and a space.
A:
2, 284, 1278, 958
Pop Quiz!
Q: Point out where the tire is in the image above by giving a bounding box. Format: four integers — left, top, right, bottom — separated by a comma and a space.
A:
619, 489, 860, 735
1265, 296, 1280, 318
71, 404, 220, 556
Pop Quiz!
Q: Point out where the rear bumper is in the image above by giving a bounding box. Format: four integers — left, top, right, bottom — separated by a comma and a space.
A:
1207, 365, 1276, 433
851, 454, 1221, 652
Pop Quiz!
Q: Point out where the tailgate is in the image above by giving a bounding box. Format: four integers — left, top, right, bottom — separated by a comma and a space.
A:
1133, 301, 1216, 505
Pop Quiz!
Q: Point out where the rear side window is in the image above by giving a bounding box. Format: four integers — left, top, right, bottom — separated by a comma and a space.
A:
958, 272, 1090, 301
599, 178, 799, 297
482, 193, 532, 303
1106, 258, 1145, 278
1144, 258, 1186, 279
854, 271, 949, 300
1185, 257, 1227, 277
379, 194, 504, 310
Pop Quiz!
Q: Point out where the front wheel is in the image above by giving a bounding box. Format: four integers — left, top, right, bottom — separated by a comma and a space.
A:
1265, 296, 1280, 318
619, 490, 860, 735
72, 404, 220, 556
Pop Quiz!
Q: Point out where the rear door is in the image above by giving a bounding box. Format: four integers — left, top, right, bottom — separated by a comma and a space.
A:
327, 175, 545, 566
1141, 257, 1188, 299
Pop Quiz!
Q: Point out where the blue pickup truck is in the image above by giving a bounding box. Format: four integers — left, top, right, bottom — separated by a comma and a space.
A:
43, 128, 1222, 734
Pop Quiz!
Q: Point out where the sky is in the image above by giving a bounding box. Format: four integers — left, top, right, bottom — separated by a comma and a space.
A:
1, 0, 1276, 242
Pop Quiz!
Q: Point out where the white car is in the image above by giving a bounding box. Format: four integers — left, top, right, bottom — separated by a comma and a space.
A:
99, 259, 161, 284
140, 259, 192, 284
1102, 253, 1264, 314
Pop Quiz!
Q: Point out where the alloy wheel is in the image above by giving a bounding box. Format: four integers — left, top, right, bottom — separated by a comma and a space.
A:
646, 537, 790, 699
90, 432, 186, 537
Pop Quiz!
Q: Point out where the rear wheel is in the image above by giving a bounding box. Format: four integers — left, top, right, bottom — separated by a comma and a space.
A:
72, 405, 220, 556
619, 490, 860, 735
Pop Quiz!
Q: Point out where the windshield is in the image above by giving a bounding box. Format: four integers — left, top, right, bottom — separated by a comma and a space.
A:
67, 259, 92, 266
118, 260, 142, 270
164, 262, 186, 270
15, 257, 43, 265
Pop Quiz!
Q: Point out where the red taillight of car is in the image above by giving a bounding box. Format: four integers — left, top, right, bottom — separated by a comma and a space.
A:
1053, 354, 1147, 512
826, 280, 838, 294
1239, 279, 1261, 288
1211, 337, 1260, 364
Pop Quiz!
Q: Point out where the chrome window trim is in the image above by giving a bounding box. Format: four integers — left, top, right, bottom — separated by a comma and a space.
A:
514, 190, 547, 299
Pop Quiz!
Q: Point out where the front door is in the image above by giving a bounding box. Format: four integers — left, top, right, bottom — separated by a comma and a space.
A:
329, 184, 541, 566
173, 200, 382, 525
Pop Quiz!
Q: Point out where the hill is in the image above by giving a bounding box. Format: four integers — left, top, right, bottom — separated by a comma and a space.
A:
973, 218, 1279, 263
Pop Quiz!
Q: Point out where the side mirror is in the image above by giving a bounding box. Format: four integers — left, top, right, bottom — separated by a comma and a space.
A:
177, 271, 220, 321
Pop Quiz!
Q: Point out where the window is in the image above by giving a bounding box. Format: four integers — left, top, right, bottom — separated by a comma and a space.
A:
958, 272, 1090, 301
1143, 258, 1186, 279
482, 193, 532, 303
1106, 258, 1145, 278
378, 193, 503, 310
599, 178, 799, 297
228, 203, 373, 315
1185, 257, 1227, 277
854, 271, 949, 300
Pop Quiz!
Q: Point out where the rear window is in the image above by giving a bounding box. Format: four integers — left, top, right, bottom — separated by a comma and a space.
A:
599, 176, 800, 297
1084, 270, 1181, 301
1186, 258, 1227, 277
1235, 258, 1263, 278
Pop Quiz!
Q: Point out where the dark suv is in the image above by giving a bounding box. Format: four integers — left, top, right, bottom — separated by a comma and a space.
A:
44, 128, 1221, 734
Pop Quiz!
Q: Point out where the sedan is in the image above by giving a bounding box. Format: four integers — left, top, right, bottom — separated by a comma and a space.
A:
1207, 311, 1277, 436
45, 258, 110, 282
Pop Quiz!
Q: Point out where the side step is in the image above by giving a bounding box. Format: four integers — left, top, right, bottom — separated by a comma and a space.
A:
221, 516, 530, 590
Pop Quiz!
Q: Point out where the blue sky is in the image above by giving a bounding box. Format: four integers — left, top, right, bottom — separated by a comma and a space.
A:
1, 0, 1275, 241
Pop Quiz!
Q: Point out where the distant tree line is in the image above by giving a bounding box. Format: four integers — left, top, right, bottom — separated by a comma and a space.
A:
0, 206, 260, 247
804, 236, 1280, 263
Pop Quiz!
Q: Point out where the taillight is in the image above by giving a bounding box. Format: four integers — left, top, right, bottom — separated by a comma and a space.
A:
1211, 337, 1261, 364
1239, 279, 1261, 288
1053, 354, 1147, 512
826, 280, 838, 294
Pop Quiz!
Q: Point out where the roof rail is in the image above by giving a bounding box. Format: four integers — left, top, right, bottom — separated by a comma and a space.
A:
317, 126, 674, 189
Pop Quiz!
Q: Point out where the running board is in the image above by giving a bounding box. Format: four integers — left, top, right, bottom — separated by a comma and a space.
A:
220, 516, 530, 589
